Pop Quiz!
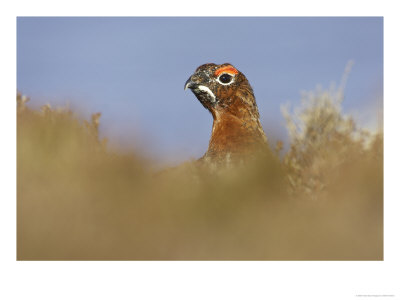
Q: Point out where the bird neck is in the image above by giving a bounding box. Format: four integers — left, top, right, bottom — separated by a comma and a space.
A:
205, 101, 267, 160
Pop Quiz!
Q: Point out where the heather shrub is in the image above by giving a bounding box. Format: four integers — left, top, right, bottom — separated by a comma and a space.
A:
17, 69, 383, 260
281, 62, 382, 197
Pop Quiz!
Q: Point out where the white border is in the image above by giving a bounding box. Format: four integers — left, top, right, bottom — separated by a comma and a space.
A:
2, 1, 399, 300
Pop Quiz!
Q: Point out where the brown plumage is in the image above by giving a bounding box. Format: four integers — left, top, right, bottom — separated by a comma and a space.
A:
185, 63, 268, 163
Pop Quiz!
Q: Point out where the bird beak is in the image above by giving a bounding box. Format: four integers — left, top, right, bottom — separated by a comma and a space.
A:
184, 76, 196, 90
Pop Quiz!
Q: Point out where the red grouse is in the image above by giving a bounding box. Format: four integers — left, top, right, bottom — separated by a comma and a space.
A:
185, 63, 268, 163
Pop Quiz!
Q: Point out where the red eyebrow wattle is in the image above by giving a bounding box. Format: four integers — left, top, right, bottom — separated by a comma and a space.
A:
214, 66, 239, 76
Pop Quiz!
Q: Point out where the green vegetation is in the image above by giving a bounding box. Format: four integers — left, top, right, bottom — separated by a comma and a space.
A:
17, 81, 383, 260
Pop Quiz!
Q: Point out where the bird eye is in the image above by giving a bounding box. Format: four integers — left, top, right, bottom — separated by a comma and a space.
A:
218, 73, 233, 84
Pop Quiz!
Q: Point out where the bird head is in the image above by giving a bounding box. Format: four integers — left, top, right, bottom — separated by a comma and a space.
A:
185, 63, 268, 161
184, 63, 257, 118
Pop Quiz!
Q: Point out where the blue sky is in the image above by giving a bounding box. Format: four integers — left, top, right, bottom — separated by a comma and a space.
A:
17, 17, 383, 164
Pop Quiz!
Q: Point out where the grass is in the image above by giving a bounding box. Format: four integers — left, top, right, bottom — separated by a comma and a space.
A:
16, 79, 383, 260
